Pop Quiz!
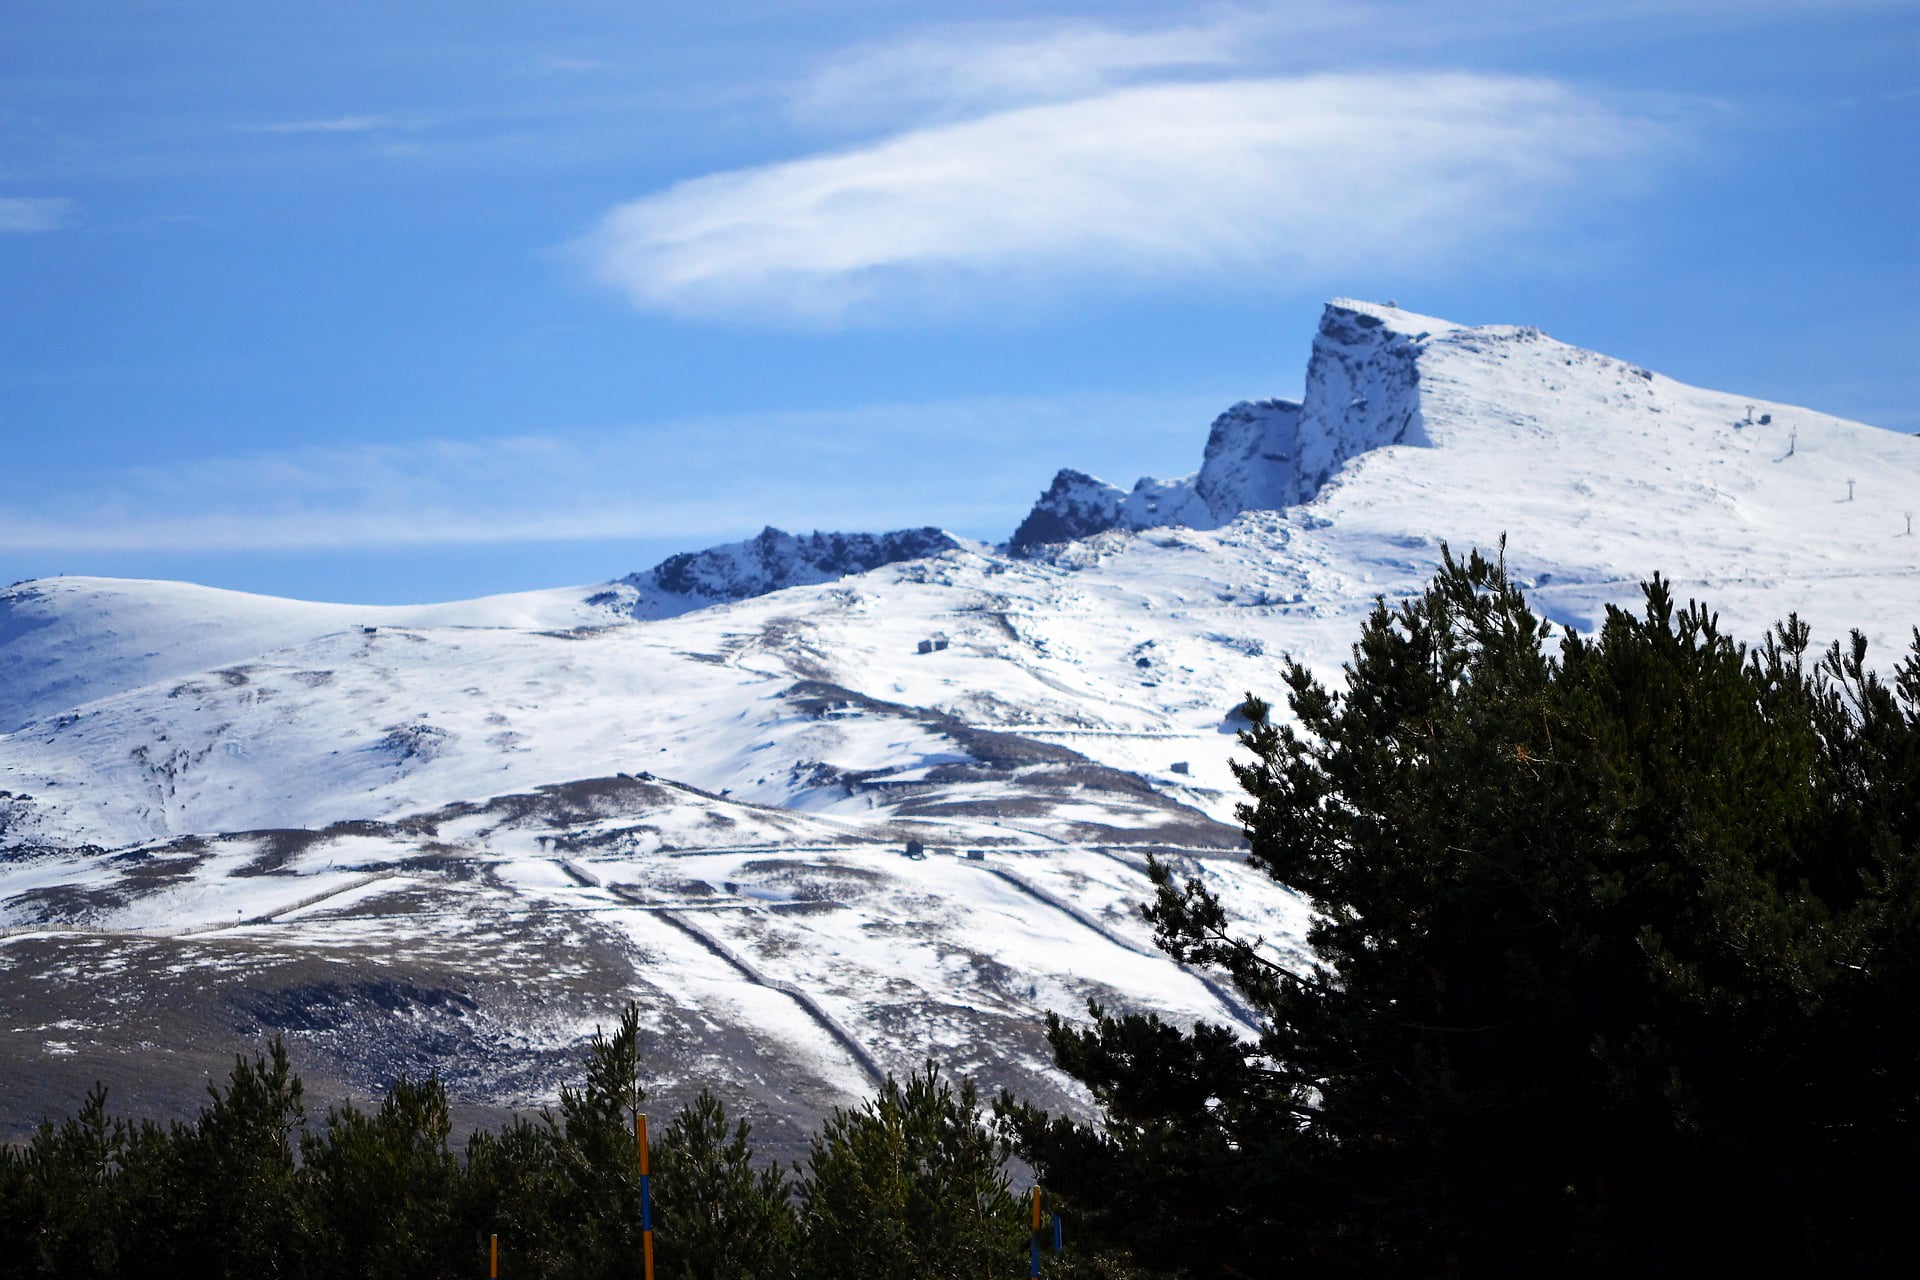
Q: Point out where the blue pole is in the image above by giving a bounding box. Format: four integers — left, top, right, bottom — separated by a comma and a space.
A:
1054, 1211, 1063, 1254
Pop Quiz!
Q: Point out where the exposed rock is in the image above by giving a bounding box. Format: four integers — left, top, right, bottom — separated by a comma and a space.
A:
618, 526, 966, 618
1008, 299, 1446, 552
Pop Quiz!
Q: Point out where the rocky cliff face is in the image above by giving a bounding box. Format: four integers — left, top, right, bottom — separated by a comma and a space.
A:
1006, 471, 1129, 552
1292, 300, 1442, 491
1010, 299, 1446, 552
1193, 399, 1307, 522
617, 526, 965, 617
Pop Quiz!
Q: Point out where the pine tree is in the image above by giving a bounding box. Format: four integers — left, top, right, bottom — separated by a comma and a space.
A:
549, 1000, 651, 1277
800, 1062, 1027, 1280
1006, 550, 1920, 1275
457, 1114, 569, 1279
651, 1089, 797, 1280
301, 1073, 459, 1278
9, 1085, 129, 1277
173, 1038, 310, 1277
112, 1115, 196, 1280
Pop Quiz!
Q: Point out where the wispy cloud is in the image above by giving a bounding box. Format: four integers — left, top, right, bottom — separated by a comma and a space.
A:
0, 393, 1225, 554
533, 54, 620, 76
790, 18, 1250, 131
0, 197, 74, 233
240, 115, 404, 135
783, 2, 1832, 133
578, 72, 1675, 325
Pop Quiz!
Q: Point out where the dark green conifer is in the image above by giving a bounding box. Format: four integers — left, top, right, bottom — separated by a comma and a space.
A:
549, 1000, 650, 1277
651, 1089, 797, 1280
457, 1114, 569, 1279
173, 1037, 310, 1277
1007, 550, 1920, 1275
302, 1073, 459, 1278
800, 1062, 1026, 1280
9, 1085, 128, 1278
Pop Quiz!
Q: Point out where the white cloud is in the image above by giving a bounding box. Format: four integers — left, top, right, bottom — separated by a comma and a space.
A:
782, 2, 1816, 133
578, 72, 1673, 324
790, 18, 1251, 131
534, 54, 620, 76
0, 197, 74, 233
241, 115, 400, 135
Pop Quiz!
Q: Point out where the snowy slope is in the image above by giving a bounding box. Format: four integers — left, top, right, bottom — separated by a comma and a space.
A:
0, 577, 616, 733
3, 298, 1914, 1141
1289, 300, 1919, 656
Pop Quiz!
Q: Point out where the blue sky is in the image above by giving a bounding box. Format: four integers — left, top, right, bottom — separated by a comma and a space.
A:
3, 1, 1915, 603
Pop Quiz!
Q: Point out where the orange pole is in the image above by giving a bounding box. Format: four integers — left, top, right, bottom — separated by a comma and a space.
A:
1030, 1186, 1043, 1276
490, 1232, 498, 1278
638, 1112, 655, 1280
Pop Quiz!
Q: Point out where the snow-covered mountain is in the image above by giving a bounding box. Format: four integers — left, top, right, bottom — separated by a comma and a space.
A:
3, 299, 1914, 1147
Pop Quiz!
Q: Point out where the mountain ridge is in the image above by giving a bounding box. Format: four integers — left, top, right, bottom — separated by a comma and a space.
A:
3, 298, 1912, 1149
612, 525, 968, 619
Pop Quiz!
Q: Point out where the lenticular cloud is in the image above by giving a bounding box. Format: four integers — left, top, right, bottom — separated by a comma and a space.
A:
575, 72, 1669, 324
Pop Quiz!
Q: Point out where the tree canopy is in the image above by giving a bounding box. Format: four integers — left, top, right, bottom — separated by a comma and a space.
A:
1006, 549, 1919, 1276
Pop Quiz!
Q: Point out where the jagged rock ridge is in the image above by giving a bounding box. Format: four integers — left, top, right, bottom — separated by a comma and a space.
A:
610, 525, 966, 618
606, 299, 1431, 596
1011, 299, 1448, 552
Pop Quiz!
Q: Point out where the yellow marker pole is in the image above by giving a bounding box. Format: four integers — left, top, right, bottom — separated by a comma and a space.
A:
638, 1112, 656, 1280
1030, 1186, 1042, 1277
489, 1232, 498, 1278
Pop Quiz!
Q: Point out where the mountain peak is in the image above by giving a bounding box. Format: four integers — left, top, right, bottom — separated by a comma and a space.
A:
1320, 296, 1463, 340
1009, 298, 1452, 554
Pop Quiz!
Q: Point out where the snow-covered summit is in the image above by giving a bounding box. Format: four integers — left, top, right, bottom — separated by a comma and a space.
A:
1319, 295, 1462, 338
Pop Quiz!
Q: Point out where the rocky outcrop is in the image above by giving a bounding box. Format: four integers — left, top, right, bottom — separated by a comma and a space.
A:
1008, 299, 1446, 553
615, 526, 965, 617
1193, 399, 1307, 522
1008, 471, 1127, 553
1291, 300, 1438, 492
